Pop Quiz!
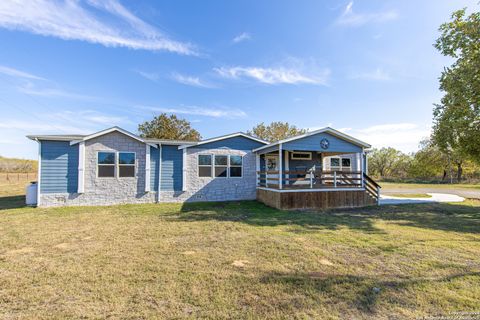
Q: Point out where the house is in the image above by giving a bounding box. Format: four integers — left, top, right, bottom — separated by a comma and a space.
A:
27, 126, 380, 209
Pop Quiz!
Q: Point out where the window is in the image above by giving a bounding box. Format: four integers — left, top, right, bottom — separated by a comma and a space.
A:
198, 154, 243, 178
98, 152, 115, 177
330, 158, 340, 168
330, 157, 351, 170
230, 155, 243, 177
291, 152, 312, 160
119, 152, 135, 177
342, 158, 351, 168
198, 155, 212, 177
214, 155, 228, 177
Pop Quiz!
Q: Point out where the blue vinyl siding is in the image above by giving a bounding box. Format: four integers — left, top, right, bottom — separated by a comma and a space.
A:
198, 136, 265, 150
283, 132, 362, 153
40, 141, 78, 193
289, 152, 322, 171
161, 145, 183, 191
150, 145, 159, 191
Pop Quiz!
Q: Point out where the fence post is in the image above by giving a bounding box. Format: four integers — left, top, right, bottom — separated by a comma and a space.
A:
310, 170, 313, 189
334, 171, 337, 188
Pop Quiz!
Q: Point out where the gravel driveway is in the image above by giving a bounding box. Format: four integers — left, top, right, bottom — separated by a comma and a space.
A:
382, 187, 480, 200
380, 193, 465, 205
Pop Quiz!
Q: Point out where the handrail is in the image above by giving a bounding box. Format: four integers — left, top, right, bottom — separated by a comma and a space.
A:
256, 170, 381, 205
363, 173, 381, 189
257, 170, 362, 175
362, 173, 381, 204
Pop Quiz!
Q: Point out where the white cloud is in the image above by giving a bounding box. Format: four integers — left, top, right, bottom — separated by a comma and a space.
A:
351, 123, 431, 153
349, 68, 391, 81
306, 122, 430, 152
0, 120, 89, 133
0, 0, 196, 55
139, 105, 247, 118
171, 72, 215, 88
214, 66, 330, 85
0, 65, 46, 80
54, 110, 131, 126
133, 70, 159, 82
0, 65, 98, 100
232, 32, 251, 43
336, 1, 398, 27
17, 81, 97, 100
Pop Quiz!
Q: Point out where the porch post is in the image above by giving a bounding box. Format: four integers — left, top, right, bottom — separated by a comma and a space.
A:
278, 144, 283, 189
357, 152, 362, 186
360, 152, 364, 188
284, 150, 289, 185
365, 152, 369, 175
256, 153, 260, 186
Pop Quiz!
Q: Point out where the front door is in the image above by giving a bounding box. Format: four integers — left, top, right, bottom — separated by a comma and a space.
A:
265, 155, 279, 171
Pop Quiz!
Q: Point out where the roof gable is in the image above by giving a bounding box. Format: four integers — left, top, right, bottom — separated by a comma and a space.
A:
179, 132, 268, 150
69, 127, 145, 145
253, 127, 371, 153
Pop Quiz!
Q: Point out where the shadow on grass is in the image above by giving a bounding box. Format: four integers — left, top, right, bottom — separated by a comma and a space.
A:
259, 270, 480, 314
179, 200, 385, 233
174, 200, 480, 234
0, 195, 27, 210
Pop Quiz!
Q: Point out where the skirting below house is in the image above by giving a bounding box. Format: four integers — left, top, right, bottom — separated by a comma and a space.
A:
256, 188, 377, 210
39, 189, 258, 207
39, 192, 158, 207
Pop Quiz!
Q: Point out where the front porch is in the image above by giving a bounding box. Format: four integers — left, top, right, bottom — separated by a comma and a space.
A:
252, 128, 380, 210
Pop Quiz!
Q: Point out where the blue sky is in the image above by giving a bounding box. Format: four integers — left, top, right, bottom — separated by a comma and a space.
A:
0, 0, 478, 159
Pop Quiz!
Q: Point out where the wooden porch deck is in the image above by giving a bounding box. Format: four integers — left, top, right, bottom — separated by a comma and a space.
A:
256, 170, 381, 210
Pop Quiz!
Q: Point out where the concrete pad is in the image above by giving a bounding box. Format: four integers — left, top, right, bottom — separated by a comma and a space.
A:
379, 193, 464, 206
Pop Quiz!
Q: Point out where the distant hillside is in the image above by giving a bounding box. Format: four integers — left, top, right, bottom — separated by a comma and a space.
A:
0, 156, 37, 173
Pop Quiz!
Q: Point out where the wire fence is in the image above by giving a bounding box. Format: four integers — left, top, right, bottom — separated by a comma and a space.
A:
0, 172, 37, 184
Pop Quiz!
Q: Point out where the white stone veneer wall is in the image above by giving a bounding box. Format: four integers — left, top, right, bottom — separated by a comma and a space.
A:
159, 147, 257, 203
40, 132, 156, 207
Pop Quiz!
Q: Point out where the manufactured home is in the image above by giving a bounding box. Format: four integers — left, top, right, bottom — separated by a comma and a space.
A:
27, 126, 380, 210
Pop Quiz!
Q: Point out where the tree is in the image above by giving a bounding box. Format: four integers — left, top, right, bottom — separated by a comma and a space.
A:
247, 121, 307, 142
368, 147, 412, 179
432, 9, 480, 166
408, 139, 450, 181
138, 113, 201, 141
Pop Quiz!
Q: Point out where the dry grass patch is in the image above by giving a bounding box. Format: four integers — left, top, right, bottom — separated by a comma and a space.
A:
0, 196, 479, 319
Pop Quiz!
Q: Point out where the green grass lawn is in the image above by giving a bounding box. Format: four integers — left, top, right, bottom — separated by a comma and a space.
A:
0, 183, 479, 319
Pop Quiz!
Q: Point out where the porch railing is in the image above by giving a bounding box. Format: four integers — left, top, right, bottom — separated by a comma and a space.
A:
256, 170, 363, 189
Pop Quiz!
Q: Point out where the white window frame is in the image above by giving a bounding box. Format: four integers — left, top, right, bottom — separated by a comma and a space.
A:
330, 156, 351, 171
291, 151, 312, 160
198, 154, 213, 178
197, 154, 244, 178
214, 155, 228, 178
97, 151, 116, 178
118, 151, 136, 178
229, 155, 243, 178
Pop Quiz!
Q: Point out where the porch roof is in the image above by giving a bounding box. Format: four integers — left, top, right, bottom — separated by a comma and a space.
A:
252, 127, 371, 154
